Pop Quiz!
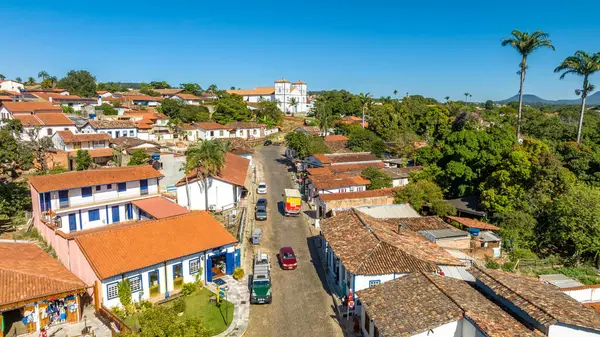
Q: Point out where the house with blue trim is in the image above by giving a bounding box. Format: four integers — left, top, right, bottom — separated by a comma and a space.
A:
69, 211, 239, 307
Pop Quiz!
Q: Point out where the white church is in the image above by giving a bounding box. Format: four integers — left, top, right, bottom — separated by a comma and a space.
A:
227, 78, 309, 114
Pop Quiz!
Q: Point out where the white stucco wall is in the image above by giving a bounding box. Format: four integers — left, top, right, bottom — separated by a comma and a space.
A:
549, 323, 600, 337
176, 177, 242, 211
354, 273, 407, 292
563, 287, 600, 303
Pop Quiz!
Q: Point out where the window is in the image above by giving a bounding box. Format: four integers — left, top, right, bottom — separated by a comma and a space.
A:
219, 130, 224, 137
93, 141, 104, 148
369, 280, 381, 287
253, 129, 257, 135
82, 187, 92, 197
47, 128, 53, 136
88, 209, 100, 221
106, 184, 112, 190
129, 130, 134, 137
129, 275, 142, 293
107, 282, 119, 300
210, 131, 214, 137
190, 259, 200, 274
118, 182, 126, 192
96, 186, 101, 191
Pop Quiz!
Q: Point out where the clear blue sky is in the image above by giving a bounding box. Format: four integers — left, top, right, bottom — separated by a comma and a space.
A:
1, 0, 599, 101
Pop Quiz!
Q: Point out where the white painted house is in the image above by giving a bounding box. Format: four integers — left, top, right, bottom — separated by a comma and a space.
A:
65, 212, 240, 307
29, 165, 164, 237
0, 101, 77, 140
34, 93, 97, 112
227, 78, 309, 114
357, 272, 537, 337
0, 80, 24, 92
193, 122, 232, 141
171, 93, 203, 105
84, 119, 138, 138
176, 152, 249, 211
226, 122, 266, 139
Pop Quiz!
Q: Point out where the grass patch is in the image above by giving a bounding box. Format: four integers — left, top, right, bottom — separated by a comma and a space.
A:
123, 288, 234, 334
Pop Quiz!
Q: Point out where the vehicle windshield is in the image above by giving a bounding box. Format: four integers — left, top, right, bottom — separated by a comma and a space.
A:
258, 184, 266, 188
257, 199, 267, 206
282, 252, 295, 259
253, 280, 270, 287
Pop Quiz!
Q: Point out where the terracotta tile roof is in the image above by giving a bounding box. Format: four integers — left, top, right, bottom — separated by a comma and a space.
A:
56, 130, 110, 143
319, 188, 397, 202
312, 175, 370, 190
293, 80, 307, 85
155, 88, 184, 95
0, 242, 86, 309
35, 93, 95, 102
174, 93, 202, 100
397, 216, 456, 232
306, 167, 333, 176
320, 209, 462, 275
471, 266, 600, 331
2, 101, 63, 113
194, 122, 230, 130
275, 78, 290, 83
227, 87, 275, 96
12, 114, 43, 126
36, 113, 76, 126
358, 272, 536, 337
311, 152, 380, 165
380, 166, 423, 179
68, 148, 114, 158
0, 95, 14, 101
131, 196, 190, 219
88, 119, 137, 129
96, 90, 109, 94
75, 211, 237, 279
175, 152, 249, 187
446, 216, 500, 231
226, 122, 266, 129
28, 165, 163, 192
136, 120, 154, 130
327, 162, 385, 172
296, 126, 320, 134
324, 134, 349, 142
586, 302, 600, 313
123, 95, 163, 101
181, 124, 197, 130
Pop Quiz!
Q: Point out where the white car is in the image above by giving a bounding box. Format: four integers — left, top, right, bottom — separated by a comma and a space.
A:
257, 182, 267, 194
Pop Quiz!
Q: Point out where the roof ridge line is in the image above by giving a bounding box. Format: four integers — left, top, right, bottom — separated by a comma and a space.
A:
473, 265, 558, 323
422, 272, 467, 314
0, 266, 84, 286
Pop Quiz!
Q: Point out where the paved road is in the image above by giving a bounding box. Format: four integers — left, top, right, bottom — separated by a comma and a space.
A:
244, 146, 343, 337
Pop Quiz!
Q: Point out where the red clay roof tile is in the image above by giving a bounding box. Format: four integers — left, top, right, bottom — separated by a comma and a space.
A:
131, 196, 190, 219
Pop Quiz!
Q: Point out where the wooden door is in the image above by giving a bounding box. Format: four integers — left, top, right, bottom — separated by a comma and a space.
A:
66, 296, 78, 323
38, 302, 49, 328
23, 305, 36, 333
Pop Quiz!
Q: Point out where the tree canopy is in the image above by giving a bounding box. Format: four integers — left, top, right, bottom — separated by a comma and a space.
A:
57, 70, 97, 97
212, 94, 253, 124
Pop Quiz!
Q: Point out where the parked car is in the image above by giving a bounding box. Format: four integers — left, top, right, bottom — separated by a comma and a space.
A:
257, 182, 267, 194
256, 198, 268, 221
278, 247, 297, 270
264, 139, 273, 146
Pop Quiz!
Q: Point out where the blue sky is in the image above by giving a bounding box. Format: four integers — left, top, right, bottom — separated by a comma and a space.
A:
1, 0, 599, 101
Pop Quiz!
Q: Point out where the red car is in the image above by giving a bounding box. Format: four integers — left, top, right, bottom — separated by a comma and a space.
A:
279, 247, 297, 270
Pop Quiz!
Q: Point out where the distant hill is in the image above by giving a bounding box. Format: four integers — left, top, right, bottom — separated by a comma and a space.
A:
497, 92, 600, 105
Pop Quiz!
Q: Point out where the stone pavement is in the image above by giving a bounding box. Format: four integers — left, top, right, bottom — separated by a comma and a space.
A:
206, 275, 250, 337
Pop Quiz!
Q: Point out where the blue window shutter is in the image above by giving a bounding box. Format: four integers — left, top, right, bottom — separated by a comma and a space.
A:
88, 209, 100, 221
235, 249, 241, 268
206, 256, 213, 283
226, 251, 234, 274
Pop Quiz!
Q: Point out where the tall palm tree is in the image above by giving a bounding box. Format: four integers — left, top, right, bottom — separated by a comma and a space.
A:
315, 101, 333, 136
37, 71, 49, 81
26, 77, 36, 85
207, 84, 218, 94
358, 92, 372, 128
393, 90, 398, 99
554, 51, 600, 143
15, 77, 22, 83
501, 30, 555, 139
469, 94, 473, 102
184, 140, 227, 211
289, 97, 298, 114
48, 76, 58, 88
0, 74, 5, 80
464, 92, 469, 102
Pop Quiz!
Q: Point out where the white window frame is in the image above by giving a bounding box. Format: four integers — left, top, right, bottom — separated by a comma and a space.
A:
129, 275, 142, 293
107, 282, 119, 300
189, 258, 200, 274
369, 280, 381, 287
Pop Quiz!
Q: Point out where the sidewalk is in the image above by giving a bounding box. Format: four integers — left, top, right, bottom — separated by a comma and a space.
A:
207, 275, 250, 337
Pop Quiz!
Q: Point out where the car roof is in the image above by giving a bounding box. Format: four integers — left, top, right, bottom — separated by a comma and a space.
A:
259, 182, 266, 185
257, 198, 267, 203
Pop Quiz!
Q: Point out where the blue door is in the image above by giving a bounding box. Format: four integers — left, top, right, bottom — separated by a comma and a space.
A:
206, 256, 213, 283
68, 214, 77, 232
40, 192, 52, 212
234, 249, 241, 268
140, 179, 148, 195
226, 251, 235, 274
126, 203, 133, 220
112, 206, 120, 223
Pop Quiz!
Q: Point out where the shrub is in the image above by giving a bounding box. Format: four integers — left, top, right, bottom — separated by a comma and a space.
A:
485, 258, 500, 269
182, 282, 198, 296
136, 300, 153, 313
509, 248, 538, 261
501, 261, 516, 273
110, 306, 125, 319
117, 279, 132, 307
172, 297, 186, 314
233, 268, 245, 280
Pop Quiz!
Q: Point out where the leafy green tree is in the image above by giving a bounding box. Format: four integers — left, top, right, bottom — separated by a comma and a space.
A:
284, 132, 329, 159
495, 210, 536, 250
501, 30, 555, 139
184, 140, 227, 210
0, 74, 5, 80
128, 149, 151, 166
393, 180, 454, 216
314, 90, 362, 117
75, 150, 92, 171
255, 100, 282, 125
140, 83, 160, 96
25, 77, 36, 85
57, 70, 97, 97
180, 83, 202, 94
343, 124, 386, 157
361, 167, 392, 190
358, 92, 372, 128
554, 51, 600, 143
0, 182, 31, 222
149, 81, 171, 89
179, 105, 210, 123
314, 101, 333, 136
15, 77, 22, 83
121, 304, 212, 337
207, 84, 218, 94
368, 103, 401, 141
20, 128, 54, 172
212, 94, 252, 124
62, 106, 76, 115
159, 98, 184, 119
117, 278, 132, 307
97, 103, 118, 115
289, 97, 298, 114
485, 100, 494, 110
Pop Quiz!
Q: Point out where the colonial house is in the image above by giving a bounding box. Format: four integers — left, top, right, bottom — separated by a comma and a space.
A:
226, 122, 266, 139
170, 93, 203, 105
154, 88, 184, 98
305, 152, 383, 169
306, 173, 370, 203
315, 188, 398, 219
135, 113, 171, 141
52, 131, 113, 169
176, 152, 249, 211
472, 266, 600, 336
130, 196, 190, 220
120, 95, 162, 108
83, 120, 138, 138
0, 80, 24, 92
96, 90, 113, 98
28, 165, 164, 258
357, 272, 536, 337
324, 134, 349, 153
320, 208, 466, 299
446, 216, 502, 257
227, 78, 309, 114
24, 88, 70, 96
193, 122, 232, 141
380, 166, 423, 187
337, 115, 368, 128
34, 93, 97, 112
0, 242, 90, 337
60, 212, 239, 308
0, 101, 77, 140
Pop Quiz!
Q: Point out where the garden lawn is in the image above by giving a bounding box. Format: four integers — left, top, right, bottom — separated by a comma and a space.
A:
123, 288, 234, 335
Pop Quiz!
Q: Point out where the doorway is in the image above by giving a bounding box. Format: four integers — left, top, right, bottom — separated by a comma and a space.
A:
148, 270, 160, 297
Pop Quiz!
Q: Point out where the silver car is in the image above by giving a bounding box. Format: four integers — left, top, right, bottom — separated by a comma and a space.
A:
257, 182, 267, 194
